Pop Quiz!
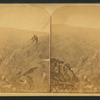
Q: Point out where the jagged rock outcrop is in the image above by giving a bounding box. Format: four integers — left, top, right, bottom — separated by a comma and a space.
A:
50, 58, 79, 92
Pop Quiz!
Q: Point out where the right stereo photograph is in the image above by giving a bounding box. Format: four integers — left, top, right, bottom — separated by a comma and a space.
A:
50, 6, 100, 93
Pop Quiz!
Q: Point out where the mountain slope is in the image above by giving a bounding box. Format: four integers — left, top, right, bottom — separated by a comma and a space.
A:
51, 24, 100, 68
51, 24, 100, 92
0, 28, 50, 92
0, 28, 49, 56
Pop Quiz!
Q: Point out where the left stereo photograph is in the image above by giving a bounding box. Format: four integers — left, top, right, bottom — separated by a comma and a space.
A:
0, 4, 50, 93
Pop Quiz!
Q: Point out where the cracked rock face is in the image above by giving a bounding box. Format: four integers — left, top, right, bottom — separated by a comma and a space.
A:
50, 58, 79, 92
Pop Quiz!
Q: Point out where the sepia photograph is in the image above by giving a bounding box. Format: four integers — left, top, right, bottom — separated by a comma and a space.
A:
0, 4, 50, 93
0, 3, 100, 96
51, 5, 100, 93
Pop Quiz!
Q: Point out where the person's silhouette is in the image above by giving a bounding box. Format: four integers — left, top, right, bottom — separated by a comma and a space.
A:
31, 34, 38, 43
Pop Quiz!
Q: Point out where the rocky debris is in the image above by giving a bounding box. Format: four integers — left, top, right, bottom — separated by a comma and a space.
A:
50, 58, 79, 92
76, 50, 100, 77
0, 35, 49, 92
75, 50, 100, 92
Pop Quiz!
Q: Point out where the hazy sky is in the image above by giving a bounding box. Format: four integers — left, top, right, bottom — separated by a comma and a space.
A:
0, 4, 50, 33
0, 4, 100, 31
52, 5, 100, 29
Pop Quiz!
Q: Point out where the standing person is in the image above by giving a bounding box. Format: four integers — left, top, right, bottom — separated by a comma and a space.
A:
31, 34, 38, 44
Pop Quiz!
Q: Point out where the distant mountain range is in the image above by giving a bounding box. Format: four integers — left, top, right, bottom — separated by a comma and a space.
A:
0, 28, 49, 56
